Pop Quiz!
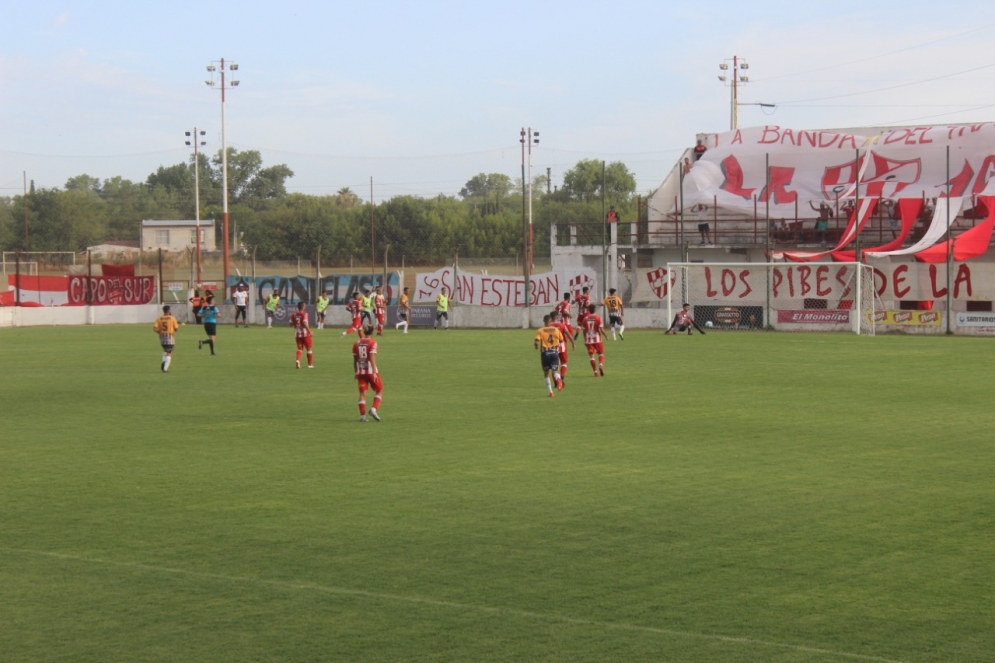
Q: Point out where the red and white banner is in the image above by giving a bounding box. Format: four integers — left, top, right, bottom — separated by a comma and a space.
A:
67, 275, 156, 305
3, 274, 156, 306
674, 124, 995, 215
415, 267, 597, 307
634, 262, 995, 304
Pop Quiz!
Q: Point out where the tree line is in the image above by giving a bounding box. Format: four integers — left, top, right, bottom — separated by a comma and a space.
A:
0, 149, 645, 265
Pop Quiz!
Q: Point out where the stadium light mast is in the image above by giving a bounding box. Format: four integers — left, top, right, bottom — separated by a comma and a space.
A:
205, 58, 239, 283
718, 56, 749, 130
520, 127, 539, 310
185, 128, 207, 283
718, 56, 775, 130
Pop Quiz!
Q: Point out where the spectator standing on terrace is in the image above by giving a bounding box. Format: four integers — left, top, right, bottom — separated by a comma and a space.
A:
693, 139, 707, 161
692, 204, 710, 244
810, 201, 834, 245
606, 206, 620, 224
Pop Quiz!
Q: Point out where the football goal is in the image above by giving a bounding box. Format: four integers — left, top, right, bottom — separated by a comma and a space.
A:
665, 262, 879, 335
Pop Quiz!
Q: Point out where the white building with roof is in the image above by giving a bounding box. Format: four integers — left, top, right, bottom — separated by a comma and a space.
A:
141, 220, 216, 253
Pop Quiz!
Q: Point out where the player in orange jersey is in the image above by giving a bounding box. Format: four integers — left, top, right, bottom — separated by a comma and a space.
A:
534, 314, 564, 397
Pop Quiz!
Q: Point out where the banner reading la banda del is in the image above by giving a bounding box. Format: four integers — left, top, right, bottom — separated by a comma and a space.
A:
669, 124, 995, 215
415, 267, 597, 307
634, 263, 995, 304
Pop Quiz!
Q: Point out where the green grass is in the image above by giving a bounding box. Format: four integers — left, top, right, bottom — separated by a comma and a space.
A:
1, 325, 993, 662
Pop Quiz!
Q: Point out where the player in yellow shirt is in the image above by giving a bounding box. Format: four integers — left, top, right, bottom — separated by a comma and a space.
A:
153, 305, 180, 373
395, 286, 411, 333
534, 314, 564, 397
602, 288, 625, 340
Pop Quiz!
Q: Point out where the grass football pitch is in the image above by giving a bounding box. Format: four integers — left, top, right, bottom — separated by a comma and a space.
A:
1, 324, 993, 662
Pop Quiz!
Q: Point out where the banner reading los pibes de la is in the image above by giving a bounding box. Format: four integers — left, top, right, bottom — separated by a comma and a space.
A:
634, 262, 995, 304
415, 267, 597, 307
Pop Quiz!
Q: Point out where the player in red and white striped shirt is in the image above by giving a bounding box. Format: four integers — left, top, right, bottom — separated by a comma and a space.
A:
582, 303, 606, 377
554, 292, 572, 326
352, 325, 383, 422
374, 286, 387, 336
289, 302, 314, 369
550, 310, 576, 382
341, 291, 363, 336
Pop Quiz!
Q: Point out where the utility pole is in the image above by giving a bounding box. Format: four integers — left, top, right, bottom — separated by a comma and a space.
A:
718, 56, 774, 129
185, 128, 207, 283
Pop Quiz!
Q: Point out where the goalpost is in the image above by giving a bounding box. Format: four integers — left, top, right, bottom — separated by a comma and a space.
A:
665, 262, 879, 335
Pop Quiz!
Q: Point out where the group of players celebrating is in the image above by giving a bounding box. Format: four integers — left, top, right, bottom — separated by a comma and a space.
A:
533, 286, 626, 398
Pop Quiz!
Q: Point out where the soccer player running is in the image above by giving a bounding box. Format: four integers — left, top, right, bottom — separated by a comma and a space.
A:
153, 305, 180, 373
353, 325, 383, 421
374, 285, 387, 336
232, 284, 249, 328
315, 291, 330, 329
582, 303, 607, 377
342, 291, 363, 336
199, 295, 219, 355
666, 303, 706, 335
264, 290, 280, 328
535, 314, 565, 397
395, 286, 411, 333
602, 288, 625, 340
435, 287, 450, 329
290, 302, 314, 368
554, 292, 573, 327
550, 310, 576, 383
573, 286, 591, 340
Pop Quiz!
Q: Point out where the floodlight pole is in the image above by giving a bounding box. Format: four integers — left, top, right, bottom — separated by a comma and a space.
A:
206, 58, 239, 284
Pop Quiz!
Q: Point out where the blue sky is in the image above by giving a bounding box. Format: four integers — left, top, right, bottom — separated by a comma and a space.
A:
2, 0, 994, 200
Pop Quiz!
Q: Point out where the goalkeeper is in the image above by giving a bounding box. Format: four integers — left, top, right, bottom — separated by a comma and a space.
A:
666, 303, 706, 335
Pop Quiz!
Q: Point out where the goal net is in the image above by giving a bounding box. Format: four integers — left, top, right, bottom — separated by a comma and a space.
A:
665, 262, 879, 335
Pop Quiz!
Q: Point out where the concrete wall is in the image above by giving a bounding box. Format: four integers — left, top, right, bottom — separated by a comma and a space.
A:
2, 303, 989, 335
0, 304, 163, 328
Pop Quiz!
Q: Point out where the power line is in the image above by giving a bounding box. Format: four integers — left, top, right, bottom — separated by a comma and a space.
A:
777, 62, 995, 105
757, 22, 995, 82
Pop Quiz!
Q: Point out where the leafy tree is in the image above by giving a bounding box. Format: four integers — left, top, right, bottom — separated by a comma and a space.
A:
64, 174, 102, 194
336, 187, 360, 209
558, 159, 636, 203
459, 173, 513, 199
209, 148, 294, 210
